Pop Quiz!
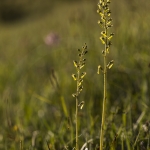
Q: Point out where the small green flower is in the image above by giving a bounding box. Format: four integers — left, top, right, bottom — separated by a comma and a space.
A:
72, 74, 77, 80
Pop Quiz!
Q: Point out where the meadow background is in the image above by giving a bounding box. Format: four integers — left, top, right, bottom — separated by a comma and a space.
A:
0, 0, 150, 149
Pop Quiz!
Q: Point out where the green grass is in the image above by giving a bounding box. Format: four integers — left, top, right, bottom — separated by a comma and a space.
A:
0, 0, 150, 149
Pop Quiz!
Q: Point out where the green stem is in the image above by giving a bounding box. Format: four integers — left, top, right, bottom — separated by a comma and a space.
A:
76, 70, 80, 150
100, 21, 107, 150
100, 57, 107, 150
76, 96, 78, 150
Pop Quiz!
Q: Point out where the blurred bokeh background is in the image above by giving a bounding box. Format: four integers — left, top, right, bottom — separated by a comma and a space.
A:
0, 0, 150, 149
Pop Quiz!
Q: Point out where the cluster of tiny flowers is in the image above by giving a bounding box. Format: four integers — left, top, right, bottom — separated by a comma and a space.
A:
97, 0, 114, 54
72, 43, 87, 104
97, 0, 114, 74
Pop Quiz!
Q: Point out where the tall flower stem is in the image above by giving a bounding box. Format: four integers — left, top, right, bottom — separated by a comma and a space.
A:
76, 70, 80, 150
72, 43, 88, 150
97, 0, 114, 149
100, 16, 108, 150
100, 42, 107, 150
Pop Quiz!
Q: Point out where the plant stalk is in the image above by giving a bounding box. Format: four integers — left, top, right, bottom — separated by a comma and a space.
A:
76, 70, 80, 150
72, 43, 87, 150
100, 22, 108, 150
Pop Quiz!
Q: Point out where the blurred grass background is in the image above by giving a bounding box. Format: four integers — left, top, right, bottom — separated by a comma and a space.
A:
0, 0, 150, 149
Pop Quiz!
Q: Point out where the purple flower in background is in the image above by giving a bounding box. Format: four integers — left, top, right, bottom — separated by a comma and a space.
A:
44, 32, 60, 46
